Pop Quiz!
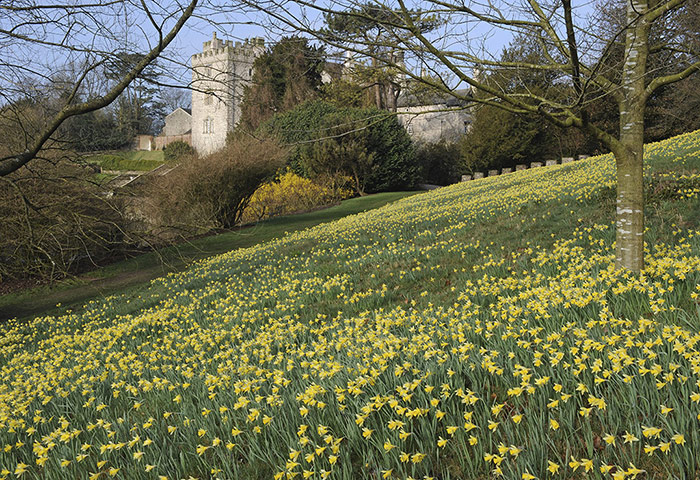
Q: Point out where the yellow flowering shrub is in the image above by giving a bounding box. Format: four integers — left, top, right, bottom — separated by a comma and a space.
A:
1, 131, 700, 479
242, 170, 353, 223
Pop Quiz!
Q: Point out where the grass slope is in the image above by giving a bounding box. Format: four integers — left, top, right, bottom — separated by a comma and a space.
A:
87, 151, 165, 172
2, 132, 700, 479
0, 191, 416, 322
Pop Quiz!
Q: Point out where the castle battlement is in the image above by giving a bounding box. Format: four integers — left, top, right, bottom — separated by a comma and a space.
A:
192, 33, 265, 61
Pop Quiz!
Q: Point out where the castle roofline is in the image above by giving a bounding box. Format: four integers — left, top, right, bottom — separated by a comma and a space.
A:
166, 107, 191, 118
397, 88, 472, 108
191, 32, 265, 60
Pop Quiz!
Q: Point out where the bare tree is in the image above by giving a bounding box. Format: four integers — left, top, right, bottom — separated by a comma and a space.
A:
0, 0, 198, 176
246, 0, 700, 272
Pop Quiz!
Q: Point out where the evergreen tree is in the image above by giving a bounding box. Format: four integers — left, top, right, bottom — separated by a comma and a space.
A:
238, 37, 325, 132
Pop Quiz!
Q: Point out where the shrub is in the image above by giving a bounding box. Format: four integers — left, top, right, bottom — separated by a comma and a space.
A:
416, 141, 463, 185
264, 100, 419, 193
149, 136, 286, 231
459, 105, 555, 172
0, 160, 128, 282
163, 141, 195, 163
241, 170, 352, 223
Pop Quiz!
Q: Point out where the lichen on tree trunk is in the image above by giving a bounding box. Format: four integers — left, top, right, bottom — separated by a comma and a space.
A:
614, 142, 644, 272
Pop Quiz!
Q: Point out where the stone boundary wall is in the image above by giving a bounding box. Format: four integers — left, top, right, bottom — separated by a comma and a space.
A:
461, 155, 590, 182
154, 133, 192, 151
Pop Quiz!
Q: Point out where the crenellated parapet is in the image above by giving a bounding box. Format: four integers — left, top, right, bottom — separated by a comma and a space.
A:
191, 33, 265, 63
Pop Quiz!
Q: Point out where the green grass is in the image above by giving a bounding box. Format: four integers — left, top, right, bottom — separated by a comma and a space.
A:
86, 150, 165, 171
0, 191, 418, 321
3, 132, 700, 479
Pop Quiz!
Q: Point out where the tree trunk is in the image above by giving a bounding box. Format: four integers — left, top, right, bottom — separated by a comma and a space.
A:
614, 136, 644, 272
613, 0, 650, 273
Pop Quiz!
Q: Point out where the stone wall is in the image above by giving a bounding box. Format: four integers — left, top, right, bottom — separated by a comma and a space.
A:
461, 155, 590, 182
163, 108, 192, 136
154, 133, 192, 150
397, 105, 472, 144
134, 135, 154, 151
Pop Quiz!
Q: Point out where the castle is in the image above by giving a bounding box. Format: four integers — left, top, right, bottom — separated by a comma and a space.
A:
152, 33, 471, 154
190, 33, 265, 155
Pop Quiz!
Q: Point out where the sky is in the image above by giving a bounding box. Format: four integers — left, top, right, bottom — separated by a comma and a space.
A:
166, 0, 599, 89
0, 0, 599, 103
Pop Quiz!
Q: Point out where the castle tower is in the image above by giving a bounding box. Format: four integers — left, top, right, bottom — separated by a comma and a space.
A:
191, 33, 265, 155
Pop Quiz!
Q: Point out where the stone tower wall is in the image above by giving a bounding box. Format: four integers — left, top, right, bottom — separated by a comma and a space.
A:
191, 33, 265, 155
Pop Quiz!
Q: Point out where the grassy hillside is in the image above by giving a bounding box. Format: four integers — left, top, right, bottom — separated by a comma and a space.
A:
87, 150, 164, 171
0, 192, 417, 322
2, 131, 700, 479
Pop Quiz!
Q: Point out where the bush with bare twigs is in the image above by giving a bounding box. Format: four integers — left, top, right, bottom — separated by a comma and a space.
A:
148, 135, 287, 233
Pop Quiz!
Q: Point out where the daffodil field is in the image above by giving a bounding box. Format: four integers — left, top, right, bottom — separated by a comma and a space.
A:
4, 132, 700, 480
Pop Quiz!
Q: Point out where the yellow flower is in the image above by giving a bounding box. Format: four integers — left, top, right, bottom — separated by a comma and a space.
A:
547, 461, 560, 474
603, 433, 616, 446
569, 457, 580, 471
549, 419, 559, 430
197, 428, 207, 437
469, 435, 478, 445
328, 455, 338, 465
411, 453, 426, 464
512, 414, 523, 424
623, 431, 639, 443
672, 433, 685, 445
361, 427, 373, 439
642, 426, 662, 438
522, 472, 536, 480
196, 444, 209, 455
581, 458, 593, 472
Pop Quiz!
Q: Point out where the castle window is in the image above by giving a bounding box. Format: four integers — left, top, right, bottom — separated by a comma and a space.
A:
406, 125, 414, 135
203, 118, 213, 134
204, 91, 213, 105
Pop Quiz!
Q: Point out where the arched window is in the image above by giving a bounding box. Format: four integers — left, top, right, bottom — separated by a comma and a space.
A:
203, 118, 213, 134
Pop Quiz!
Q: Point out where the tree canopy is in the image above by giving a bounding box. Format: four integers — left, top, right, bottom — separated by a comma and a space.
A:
238, 37, 326, 132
